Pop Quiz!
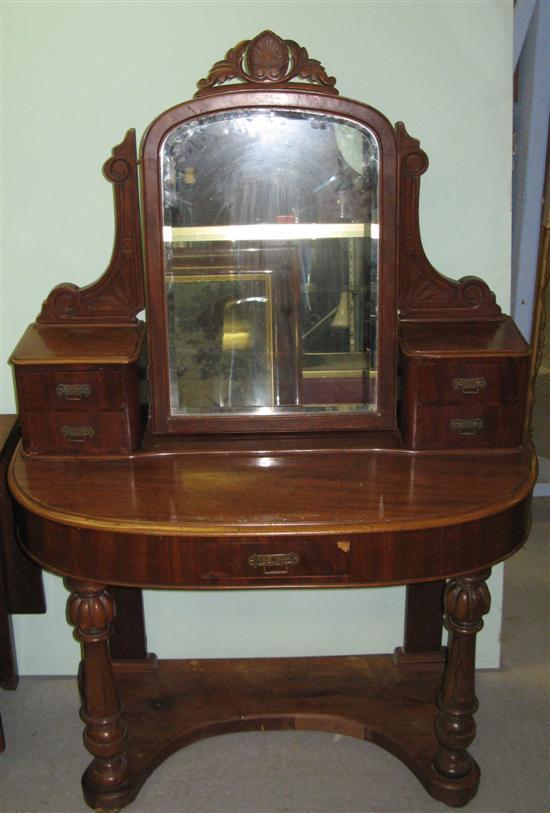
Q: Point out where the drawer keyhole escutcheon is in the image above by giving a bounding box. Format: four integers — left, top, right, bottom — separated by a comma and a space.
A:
56, 383, 92, 400
248, 552, 300, 575
449, 418, 484, 436
452, 377, 487, 395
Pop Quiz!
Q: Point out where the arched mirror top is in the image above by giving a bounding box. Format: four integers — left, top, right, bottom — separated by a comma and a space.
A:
160, 109, 379, 230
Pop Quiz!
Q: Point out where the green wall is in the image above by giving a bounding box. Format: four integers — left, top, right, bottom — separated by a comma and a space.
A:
1, 1, 512, 673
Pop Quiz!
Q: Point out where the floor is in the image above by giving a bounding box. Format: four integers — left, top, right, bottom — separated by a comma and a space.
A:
1, 496, 548, 813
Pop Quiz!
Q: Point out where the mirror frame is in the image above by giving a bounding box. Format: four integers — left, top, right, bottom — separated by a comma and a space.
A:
141, 90, 398, 435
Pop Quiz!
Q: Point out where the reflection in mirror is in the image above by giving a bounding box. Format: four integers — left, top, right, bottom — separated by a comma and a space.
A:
162, 109, 379, 416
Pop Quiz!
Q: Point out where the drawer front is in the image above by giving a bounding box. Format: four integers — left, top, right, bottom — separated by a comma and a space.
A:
199, 537, 352, 584
414, 404, 523, 449
16, 368, 126, 412
20, 411, 132, 455
413, 358, 527, 405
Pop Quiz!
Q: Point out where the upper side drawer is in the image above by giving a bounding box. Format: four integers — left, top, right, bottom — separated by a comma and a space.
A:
412, 358, 527, 405
15, 367, 127, 411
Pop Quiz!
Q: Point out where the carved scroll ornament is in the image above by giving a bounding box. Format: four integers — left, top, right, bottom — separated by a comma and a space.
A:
196, 30, 337, 96
396, 123, 501, 321
37, 130, 145, 324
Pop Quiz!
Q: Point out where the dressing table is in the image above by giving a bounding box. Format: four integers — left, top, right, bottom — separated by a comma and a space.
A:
8, 32, 535, 811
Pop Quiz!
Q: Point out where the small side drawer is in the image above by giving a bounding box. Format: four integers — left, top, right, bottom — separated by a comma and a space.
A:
414, 404, 524, 449
199, 537, 352, 584
19, 411, 134, 455
15, 368, 126, 411
413, 358, 526, 405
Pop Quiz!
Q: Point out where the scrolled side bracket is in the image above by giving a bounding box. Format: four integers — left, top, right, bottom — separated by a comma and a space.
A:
37, 129, 145, 325
396, 122, 501, 321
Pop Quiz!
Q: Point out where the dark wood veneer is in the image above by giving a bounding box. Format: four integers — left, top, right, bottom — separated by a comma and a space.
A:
7, 30, 534, 811
12, 323, 145, 456
15, 479, 531, 590
400, 318, 529, 449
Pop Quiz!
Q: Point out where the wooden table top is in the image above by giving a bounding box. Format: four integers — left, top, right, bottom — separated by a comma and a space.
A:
10, 441, 536, 537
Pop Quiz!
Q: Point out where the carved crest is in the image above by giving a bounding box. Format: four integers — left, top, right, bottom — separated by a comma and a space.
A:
196, 31, 337, 96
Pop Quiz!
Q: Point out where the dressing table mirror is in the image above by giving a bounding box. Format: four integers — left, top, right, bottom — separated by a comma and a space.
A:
8, 31, 534, 811
144, 70, 396, 435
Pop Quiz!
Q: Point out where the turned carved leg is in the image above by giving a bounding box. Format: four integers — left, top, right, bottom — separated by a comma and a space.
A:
433, 569, 491, 784
66, 579, 129, 803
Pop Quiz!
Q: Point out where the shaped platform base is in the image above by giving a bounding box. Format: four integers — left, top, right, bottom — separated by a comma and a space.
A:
81, 655, 480, 811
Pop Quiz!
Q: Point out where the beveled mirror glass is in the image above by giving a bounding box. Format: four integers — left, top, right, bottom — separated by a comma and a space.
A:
161, 109, 379, 415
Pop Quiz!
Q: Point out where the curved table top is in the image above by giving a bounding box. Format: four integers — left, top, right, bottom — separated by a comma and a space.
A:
10, 441, 537, 538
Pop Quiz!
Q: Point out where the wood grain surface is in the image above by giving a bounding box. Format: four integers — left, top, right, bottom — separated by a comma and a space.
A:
10, 442, 535, 536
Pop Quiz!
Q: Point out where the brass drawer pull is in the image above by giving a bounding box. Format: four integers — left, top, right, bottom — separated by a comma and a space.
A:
449, 418, 484, 436
248, 552, 300, 575
55, 383, 92, 401
61, 425, 95, 442
452, 377, 487, 395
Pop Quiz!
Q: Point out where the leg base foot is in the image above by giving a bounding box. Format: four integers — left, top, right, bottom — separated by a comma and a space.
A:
428, 761, 480, 807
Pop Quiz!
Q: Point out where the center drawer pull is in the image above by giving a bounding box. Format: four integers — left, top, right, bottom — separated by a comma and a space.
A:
452, 377, 487, 395
248, 552, 300, 575
449, 418, 484, 436
55, 383, 92, 401
61, 425, 96, 442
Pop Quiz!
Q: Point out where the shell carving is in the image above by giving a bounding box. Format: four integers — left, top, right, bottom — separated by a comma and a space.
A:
247, 31, 289, 81
196, 31, 337, 96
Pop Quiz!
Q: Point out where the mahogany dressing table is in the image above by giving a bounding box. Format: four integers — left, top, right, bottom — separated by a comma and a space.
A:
8, 32, 535, 811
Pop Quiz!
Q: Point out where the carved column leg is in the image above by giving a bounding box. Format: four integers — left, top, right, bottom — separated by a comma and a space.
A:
433, 569, 491, 793
66, 579, 129, 808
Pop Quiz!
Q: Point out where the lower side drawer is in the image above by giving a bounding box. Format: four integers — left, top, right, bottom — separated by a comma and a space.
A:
199, 537, 352, 584
20, 411, 136, 455
412, 404, 524, 449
